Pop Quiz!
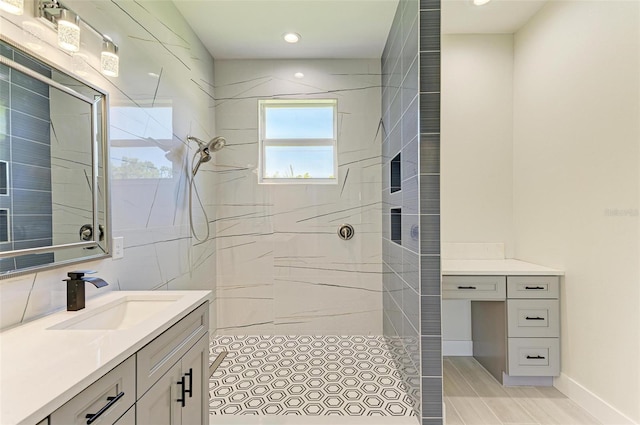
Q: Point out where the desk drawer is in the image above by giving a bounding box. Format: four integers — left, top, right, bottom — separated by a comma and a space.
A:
508, 299, 559, 338
442, 276, 506, 300
508, 338, 559, 377
507, 276, 559, 299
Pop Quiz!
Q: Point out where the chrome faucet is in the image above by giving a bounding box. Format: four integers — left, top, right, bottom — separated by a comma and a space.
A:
63, 270, 108, 311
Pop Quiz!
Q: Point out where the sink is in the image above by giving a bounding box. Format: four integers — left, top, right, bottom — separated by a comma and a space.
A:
48, 295, 182, 331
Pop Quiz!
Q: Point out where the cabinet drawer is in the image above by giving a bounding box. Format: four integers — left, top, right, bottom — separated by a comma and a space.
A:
507, 276, 559, 299
442, 276, 506, 300
507, 299, 559, 338
50, 356, 135, 425
137, 302, 209, 398
508, 338, 559, 377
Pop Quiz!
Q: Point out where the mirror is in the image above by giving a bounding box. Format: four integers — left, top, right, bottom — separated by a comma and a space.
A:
0, 37, 109, 278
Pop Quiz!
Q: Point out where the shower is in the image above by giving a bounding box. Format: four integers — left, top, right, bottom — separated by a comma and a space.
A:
188, 135, 226, 176
188, 135, 226, 242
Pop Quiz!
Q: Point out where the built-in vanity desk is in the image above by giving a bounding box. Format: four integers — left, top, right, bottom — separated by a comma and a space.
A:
0, 291, 211, 425
442, 259, 564, 386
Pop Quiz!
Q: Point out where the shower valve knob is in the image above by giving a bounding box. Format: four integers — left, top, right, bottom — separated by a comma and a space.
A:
338, 224, 354, 240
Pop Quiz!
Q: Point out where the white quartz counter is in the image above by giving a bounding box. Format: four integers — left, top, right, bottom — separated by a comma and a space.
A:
0, 290, 212, 425
442, 259, 564, 276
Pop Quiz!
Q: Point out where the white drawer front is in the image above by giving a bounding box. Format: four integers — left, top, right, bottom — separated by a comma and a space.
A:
507, 276, 559, 299
508, 338, 559, 377
50, 356, 135, 425
442, 276, 506, 300
508, 299, 559, 337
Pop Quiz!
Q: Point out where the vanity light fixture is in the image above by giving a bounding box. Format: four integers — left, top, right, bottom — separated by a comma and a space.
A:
56, 8, 80, 52
283, 32, 301, 43
0, 0, 23, 15
101, 36, 119, 77
37, 0, 120, 77
473, 0, 491, 5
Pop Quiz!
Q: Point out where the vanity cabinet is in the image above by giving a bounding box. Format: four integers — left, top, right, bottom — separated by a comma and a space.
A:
114, 407, 135, 425
443, 274, 560, 385
46, 301, 209, 425
136, 334, 208, 425
50, 356, 136, 425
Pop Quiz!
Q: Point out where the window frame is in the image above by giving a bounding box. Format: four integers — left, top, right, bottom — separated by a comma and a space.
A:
258, 99, 338, 185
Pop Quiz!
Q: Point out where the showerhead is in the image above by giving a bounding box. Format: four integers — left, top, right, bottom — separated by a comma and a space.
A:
188, 135, 226, 175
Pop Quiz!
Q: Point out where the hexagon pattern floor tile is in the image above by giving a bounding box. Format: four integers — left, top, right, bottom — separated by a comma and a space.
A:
209, 336, 416, 417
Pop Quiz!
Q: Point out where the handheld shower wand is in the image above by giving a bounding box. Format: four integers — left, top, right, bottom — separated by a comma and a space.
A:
187, 136, 226, 176
187, 135, 227, 243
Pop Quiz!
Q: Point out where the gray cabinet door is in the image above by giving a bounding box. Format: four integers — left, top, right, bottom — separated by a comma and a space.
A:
181, 335, 209, 425
136, 362, 182, 425
113, 407, 135, 425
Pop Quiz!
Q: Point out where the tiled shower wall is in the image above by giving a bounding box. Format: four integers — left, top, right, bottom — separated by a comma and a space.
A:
419, 1, 442, 424
213, 59, 382, 335
0, 45, 54, 272
0, 0, 217, 331
381, 0, 442, 424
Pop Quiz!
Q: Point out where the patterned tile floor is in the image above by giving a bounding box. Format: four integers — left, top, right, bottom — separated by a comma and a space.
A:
209, 335, 416, 417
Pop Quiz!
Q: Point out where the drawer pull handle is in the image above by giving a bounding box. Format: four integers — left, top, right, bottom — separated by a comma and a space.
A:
457, 286, 476, 290
85, 391, 124, 424
525, 316, 545, 321
526, 355, 546, 360
525, 286, 545, 290
185, 368, 193, 398
177, 376, 186, 407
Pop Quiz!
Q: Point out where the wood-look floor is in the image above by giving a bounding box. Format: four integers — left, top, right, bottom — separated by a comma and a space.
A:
444, 357, 601, 425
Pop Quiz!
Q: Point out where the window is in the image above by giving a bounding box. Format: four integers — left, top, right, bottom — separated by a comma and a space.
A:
259, 99, 337, 184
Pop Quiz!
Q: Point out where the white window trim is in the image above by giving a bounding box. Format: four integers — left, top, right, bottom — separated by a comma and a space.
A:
258, 99, 338, 185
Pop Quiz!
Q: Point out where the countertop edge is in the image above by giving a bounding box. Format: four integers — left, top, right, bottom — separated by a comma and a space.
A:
441, 259, 565, 276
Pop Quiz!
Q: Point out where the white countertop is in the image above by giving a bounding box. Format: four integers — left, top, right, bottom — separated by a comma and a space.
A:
442, 259, 564, 276
0, 290, 211, 425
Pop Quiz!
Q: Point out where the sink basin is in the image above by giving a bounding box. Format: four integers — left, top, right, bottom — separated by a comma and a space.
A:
49, 295, 182, 331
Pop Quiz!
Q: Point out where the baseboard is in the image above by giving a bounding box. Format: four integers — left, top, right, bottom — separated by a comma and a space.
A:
443, 340, 473, 356
502, 373, 553, 387
554, 373, 638, 425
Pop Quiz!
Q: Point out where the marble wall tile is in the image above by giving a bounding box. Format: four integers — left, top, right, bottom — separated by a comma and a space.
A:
1, 0, 217, 331
213, 59, 382, 335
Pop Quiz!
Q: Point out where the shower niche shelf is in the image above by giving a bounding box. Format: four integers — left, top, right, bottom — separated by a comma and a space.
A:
391, 208, 402, 245
390, 152, 401, 193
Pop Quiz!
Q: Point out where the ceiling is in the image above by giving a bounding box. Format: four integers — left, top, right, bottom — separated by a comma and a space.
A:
174, 0, 549, 60
173, 0, 400, 60
442, 0, 548, 34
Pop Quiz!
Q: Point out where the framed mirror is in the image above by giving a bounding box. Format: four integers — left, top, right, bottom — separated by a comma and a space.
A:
0, 37, 110, 278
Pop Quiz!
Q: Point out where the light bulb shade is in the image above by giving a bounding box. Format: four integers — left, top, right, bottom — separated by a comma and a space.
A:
101, 39, 119, 77
57, 9, 80, 52
0, 0, 23, 15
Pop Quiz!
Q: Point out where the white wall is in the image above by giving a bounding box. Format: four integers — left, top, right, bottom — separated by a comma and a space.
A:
213, 59, 382, 335
513, 1, 640, 421
0, 0, 217, 331
442, 34, 515, 258
441, 35, 514, 351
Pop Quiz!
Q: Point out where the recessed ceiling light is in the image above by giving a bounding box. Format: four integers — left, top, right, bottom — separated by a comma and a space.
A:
283, 32, 301, 43
294, 72, 304, 79
473, 0, 491, 5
